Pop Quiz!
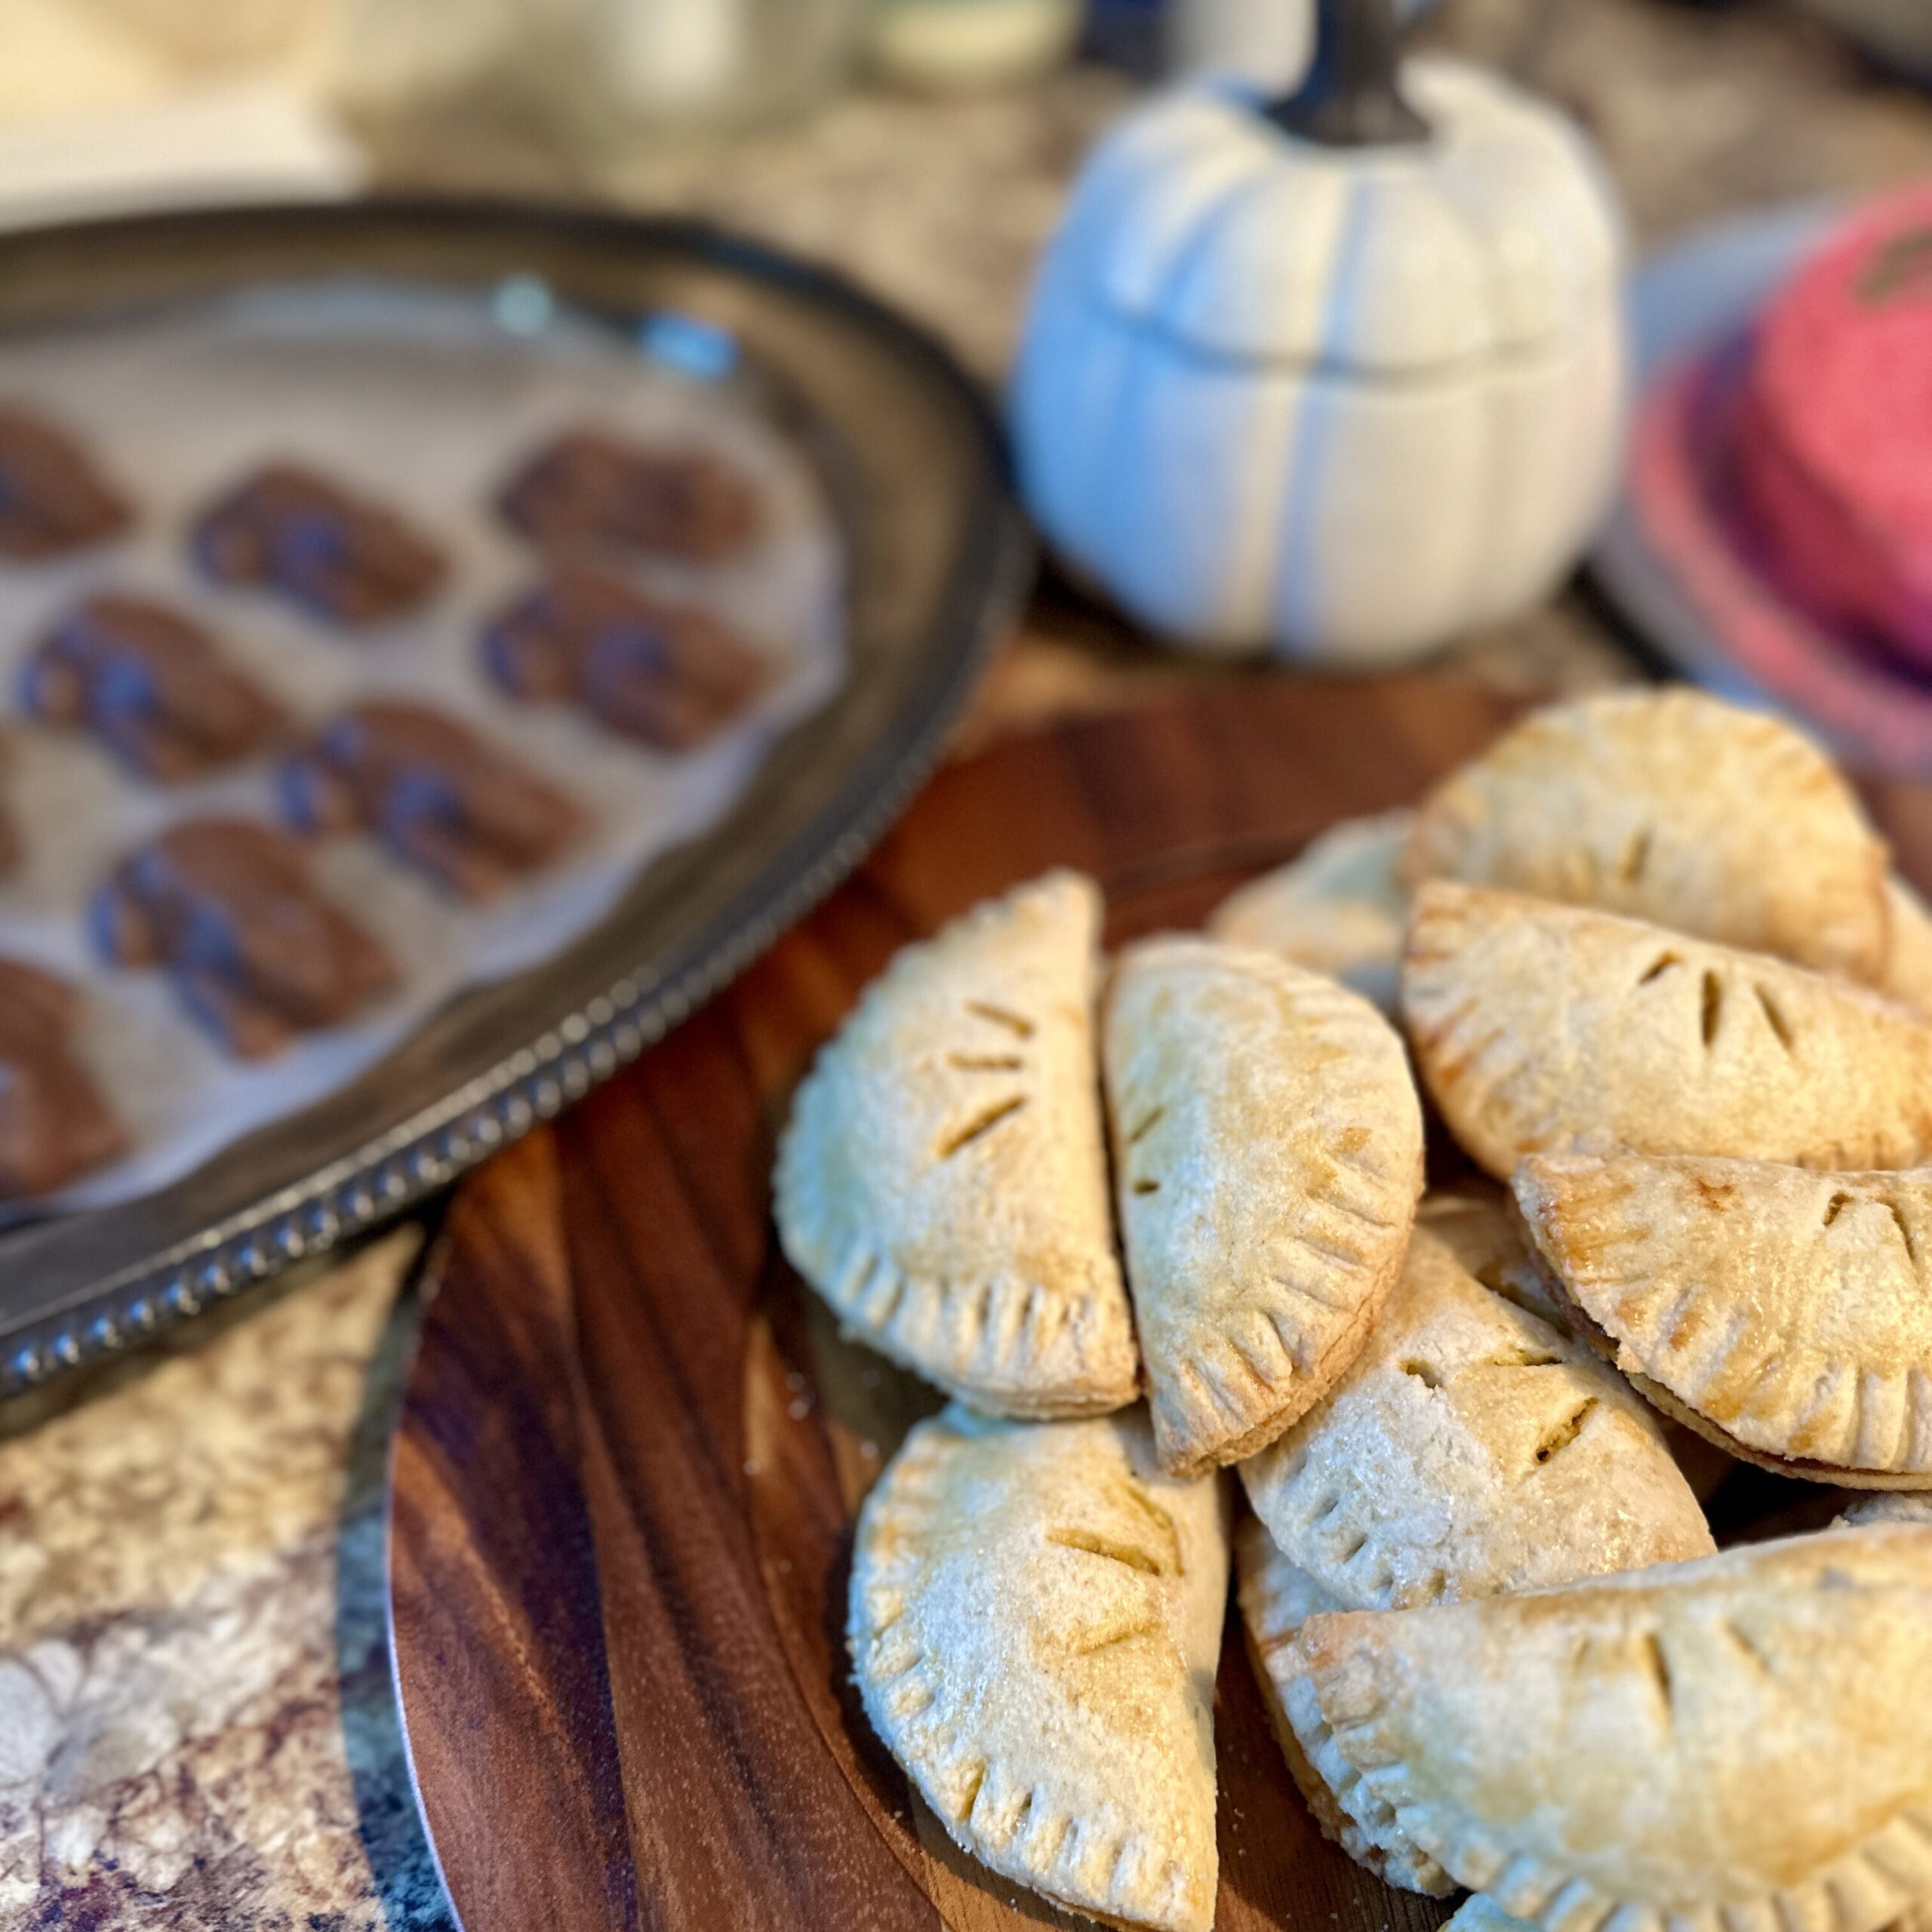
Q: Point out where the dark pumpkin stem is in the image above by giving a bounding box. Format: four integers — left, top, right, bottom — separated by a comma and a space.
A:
1263, 0, 1429, 148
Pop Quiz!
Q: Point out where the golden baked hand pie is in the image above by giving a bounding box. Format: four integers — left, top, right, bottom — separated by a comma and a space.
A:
850, 1407, 1228, 1932
1404, 883, 1932, 1180
1300, 1525, 1932, 1932
1517, 1152, 1932, 1487
1236, 1225, 1712, 1893
1404, 689, 1890, 980
1235, 1518, 1454, 1898
775, 872, 1137, 1419
1103, 937, 1423, 1476
1208, 811, 1413, 1012
1241, 1225, 1714, 1610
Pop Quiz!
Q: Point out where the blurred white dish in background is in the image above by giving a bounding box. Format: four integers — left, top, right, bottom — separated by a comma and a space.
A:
866, 0, 1082, 89
1011, 0, 1626, 666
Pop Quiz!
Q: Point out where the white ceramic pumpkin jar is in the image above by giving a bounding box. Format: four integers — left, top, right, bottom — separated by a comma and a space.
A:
1011, 0, 1627, 663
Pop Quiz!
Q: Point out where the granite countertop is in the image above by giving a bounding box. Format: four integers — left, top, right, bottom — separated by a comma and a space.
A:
6, 3, 1932, 1925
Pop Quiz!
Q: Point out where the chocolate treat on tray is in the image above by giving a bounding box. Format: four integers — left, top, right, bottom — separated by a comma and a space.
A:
191, 463, 445, 627
93, 818, 399, 1059
22, 593, 290, 783
481, 568, 768, 751
0, 958, 126, 1198
497, 429, 761, 564
0, 407, 131, 560
281, 698, 585, 901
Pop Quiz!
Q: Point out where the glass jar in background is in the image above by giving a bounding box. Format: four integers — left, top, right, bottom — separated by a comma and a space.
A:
865, 0, 1083, 90
331, 0, 869, 158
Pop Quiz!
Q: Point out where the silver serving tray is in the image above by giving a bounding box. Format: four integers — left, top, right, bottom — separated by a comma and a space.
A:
0, 198, 1031, 1392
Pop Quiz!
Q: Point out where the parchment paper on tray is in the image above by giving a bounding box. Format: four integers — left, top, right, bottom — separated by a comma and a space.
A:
0, 280, 845, 1214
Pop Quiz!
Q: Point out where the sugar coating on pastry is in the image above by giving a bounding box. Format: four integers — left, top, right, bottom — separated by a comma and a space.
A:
1300, 1525, 1932, 1932
1414, 1189, 1573, 1337
1241, 1224, 1714, 1610
1404, 882, 1932, 1180
774, 872, 1137, 1419
1235, 1518, 1455, 1898
1404, 688, 1890, 981
1518, 1153, 1932, 1485
1207, 811, 1412, 1012
1103, 937, 1423, 1477
850, 1407, 1227, 1932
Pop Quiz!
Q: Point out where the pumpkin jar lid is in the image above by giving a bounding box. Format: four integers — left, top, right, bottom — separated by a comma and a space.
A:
1054, 60, 1621, 378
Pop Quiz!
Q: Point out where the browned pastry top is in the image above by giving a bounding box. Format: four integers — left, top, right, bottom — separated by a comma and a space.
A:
0, 407, 131, 561
22, 593, 290, 783
192, 463, 446, 627
282, 698, 585, 900
93, 818, 399, 1059
0, 958, 126, 1198
497, 429, 761, 565
481, 568, 768, 752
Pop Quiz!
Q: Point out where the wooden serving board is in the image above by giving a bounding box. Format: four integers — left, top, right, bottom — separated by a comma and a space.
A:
389, 675, 1698, 1931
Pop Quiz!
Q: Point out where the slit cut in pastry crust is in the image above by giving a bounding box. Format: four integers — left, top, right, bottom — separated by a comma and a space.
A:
1299, 1526, 1932, 1932
1103, 937, 1423, 1477
1516, 1153, 1932, 1488
1240, 1225, 1715, 1611
1404, 883, 1932, 1180
774, 872, 1138, 1419
1403, 688, 1891, 982
849, 1407, 1228, 1932
1207, 811, 1413, 1012
1235, 1518, 1455, 1898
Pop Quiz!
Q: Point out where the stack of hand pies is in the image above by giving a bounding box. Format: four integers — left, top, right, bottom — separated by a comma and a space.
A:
774, 687, 1932, 1932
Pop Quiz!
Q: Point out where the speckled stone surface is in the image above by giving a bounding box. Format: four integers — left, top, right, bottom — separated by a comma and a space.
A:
3, 5, 1929, 1925
0, 1232, 448, 1930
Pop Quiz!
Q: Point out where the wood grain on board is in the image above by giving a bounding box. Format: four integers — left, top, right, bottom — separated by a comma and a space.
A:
389, 675, 1549, 1932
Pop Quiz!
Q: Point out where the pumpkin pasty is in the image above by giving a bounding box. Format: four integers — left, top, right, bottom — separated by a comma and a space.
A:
1404, 883, 1932, 1180
1235, 1518, 1454, 1898
849, 1407, 1228, 1932
1208, 811, 1413, 1013
775, 872, 1137, 1419
1103, 937, 1423, 1476
1404, 688, 1890, 980
1517, 1153, 1932, 1487
1299, 1526, 1932, 1932
1237, 1229, 1710, 1893
1241, 1225, 1714, 1610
